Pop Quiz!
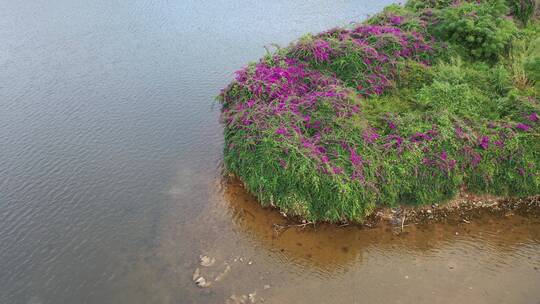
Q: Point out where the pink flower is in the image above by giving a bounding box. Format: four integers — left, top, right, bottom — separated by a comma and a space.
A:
494, 140, 504, 147
440, 151, 448, 160
362, 129, 380, 144
349, 149, 363, 165
332, 166, 343, 174
312, 39, 332, 62
275, 127, 288, 135
389, 15, 403, 25
516, 123, 531, 132
526, 112, 539, 122
479, 136, 490, 150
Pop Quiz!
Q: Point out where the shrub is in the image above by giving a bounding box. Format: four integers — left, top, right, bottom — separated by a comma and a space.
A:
431, 58, 511, 97
416, 81, 496, 119
220, 55, 377, 221
395, 59, 434, 91
525, 56, 540, 82
287, 24, 436, 96
523, 36, 540, 84
433, 0, 517, 60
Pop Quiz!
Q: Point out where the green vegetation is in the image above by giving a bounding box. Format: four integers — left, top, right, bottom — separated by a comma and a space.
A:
218, 0, 540, 223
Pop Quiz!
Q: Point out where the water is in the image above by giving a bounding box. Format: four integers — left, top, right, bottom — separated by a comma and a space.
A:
0, 1, 538, 303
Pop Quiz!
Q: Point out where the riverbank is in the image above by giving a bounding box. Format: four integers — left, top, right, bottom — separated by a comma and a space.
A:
227, 174, 540, 230
219, 0, 540, 223
364, 193, 540, 229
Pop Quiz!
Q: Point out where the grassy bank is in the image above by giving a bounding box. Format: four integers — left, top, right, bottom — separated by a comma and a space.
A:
218, 0, 540, 223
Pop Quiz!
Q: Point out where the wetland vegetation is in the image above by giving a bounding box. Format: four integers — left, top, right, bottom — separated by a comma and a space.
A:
218, 0, 540, 223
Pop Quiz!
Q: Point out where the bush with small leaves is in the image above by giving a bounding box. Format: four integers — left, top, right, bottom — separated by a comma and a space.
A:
433, 0, 517, 60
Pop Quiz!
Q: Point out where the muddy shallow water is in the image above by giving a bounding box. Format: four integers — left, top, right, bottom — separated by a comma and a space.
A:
123, 177, 540, 304
1, 0, 539, 303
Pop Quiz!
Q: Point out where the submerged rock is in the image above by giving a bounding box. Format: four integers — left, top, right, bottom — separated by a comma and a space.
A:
199, 255, 215, 267
194, 276, 211, 288
192, 268, 211, 288
227, 294, 248, 304
248, 292, 257, 303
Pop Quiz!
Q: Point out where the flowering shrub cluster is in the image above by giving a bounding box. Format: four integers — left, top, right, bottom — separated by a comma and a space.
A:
288, 23, 435, 97
218, 0, 540, 222
221, 55, 364, 173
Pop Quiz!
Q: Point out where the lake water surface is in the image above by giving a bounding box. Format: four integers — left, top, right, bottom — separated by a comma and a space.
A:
1, 1, 539, 303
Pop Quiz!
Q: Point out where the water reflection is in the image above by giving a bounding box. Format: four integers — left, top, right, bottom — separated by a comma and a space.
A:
220, 176, 538, 265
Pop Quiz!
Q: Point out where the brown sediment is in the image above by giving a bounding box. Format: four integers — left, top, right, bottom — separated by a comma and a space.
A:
364, 193, 540, 229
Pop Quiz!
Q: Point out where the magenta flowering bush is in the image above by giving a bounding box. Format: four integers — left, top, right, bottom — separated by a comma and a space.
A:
288, 23, 435, 97
221, 55, 364, 173
218, 0, 540, 222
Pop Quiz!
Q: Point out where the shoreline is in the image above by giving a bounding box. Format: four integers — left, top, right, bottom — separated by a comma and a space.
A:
228, 175, 540, 230
364, 193, 540, 229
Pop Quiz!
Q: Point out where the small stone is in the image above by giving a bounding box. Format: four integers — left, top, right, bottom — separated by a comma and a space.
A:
195, 276, 211, 288
239, 295, 248, 303
404, 275, 409, 279
200, 255, 216, 267
248, 292, 257, 303
263, 284, 271, 290
228, 294, 247, 304
232, 294, 249, 304
248, 261, 253, 265
192, 267, 212, 288
192, 268, 200, 282
426, 209, 432, 214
